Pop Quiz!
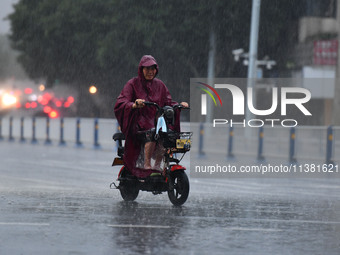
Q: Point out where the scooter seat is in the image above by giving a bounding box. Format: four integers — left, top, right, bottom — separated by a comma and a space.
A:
113, 132, 125, 141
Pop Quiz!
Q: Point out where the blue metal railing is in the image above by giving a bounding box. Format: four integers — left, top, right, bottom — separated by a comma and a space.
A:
0, 116, 105, 150
0, 117, 338, 164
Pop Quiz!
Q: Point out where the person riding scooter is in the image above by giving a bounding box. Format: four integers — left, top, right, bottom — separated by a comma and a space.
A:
114, 55, 188, 178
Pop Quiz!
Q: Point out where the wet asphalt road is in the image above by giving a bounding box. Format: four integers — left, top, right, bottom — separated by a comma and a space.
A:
0, 142, 340, 255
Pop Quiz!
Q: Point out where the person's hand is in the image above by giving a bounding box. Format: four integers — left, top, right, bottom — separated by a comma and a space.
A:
132, 99, 145, 109
180, 102, 189, 108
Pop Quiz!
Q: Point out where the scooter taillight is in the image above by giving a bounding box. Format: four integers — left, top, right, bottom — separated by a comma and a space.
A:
117, 166, 125, 179
170, 165, 186, 171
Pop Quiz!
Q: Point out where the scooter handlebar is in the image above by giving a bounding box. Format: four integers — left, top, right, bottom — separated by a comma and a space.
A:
173, 104, 190, 110
143, 101, 190, 110
143, 101, 160, 110
143, 101, 157, 106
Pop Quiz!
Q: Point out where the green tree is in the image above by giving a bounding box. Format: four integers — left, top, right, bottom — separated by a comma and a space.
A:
8, 0, 306, 117
9, 0, 110, 86
0, 35, 27, 79
0, 35, 11, 78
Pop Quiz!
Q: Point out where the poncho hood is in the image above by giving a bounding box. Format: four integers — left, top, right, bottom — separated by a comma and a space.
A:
138, 55, 159, 80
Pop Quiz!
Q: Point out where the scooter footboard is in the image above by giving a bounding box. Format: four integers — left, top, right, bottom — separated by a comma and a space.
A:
139, 177, 168, 192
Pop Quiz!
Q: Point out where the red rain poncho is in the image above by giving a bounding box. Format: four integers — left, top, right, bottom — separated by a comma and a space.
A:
114, 55, 179, 177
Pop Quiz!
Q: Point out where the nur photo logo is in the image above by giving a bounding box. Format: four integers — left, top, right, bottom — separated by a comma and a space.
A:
196, 82, 223, 115
194, 81, 312, 128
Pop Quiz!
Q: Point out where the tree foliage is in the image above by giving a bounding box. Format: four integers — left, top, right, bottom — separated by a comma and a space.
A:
8, 0, 306, 116
0, 35, 27, 79
0, 35, 11, 78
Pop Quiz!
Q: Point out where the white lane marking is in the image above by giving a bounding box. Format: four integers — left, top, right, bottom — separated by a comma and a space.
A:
225, 227, 282, 232
108, 224, 170, 229
0, 222, 50, 226
252, 218, 340, 225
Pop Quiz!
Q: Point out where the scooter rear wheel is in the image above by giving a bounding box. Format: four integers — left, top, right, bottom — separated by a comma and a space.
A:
119, 181, 139, 201
168, 171, 189, 206
118, 167, 139, 201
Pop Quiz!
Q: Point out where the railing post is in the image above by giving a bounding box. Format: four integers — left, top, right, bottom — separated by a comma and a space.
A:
93, 118, 101, 149
45, 117, 52, 145
31, 117, 38, 144
8, 116, 14, 142
257, 126, 265, 162
59, 117, 66, 146
0, 117, 3, 141
75, 118, 83, 147
20, 117, 26, 143
326, 126, 334, 165
289, 127, 297, 164
198, 122, 205, 158
227, 126, 235, 159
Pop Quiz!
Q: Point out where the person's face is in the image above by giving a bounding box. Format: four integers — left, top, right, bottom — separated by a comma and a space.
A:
142, 66, 157, 80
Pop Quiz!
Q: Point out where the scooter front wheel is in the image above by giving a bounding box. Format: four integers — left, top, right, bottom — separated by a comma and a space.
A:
168, 171, 189, 206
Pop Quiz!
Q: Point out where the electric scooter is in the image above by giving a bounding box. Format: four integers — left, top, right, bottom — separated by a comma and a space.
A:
110, 102, 191, 206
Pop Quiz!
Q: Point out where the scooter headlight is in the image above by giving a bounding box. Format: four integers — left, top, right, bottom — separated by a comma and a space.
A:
163, 106, 174, 121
